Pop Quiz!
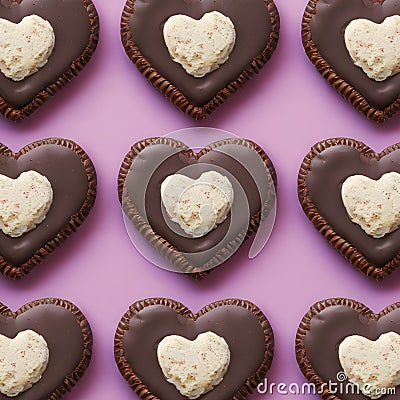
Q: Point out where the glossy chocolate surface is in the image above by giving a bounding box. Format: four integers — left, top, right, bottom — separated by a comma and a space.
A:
122, 304, 267, 400
310, 0, 400, 110
0, 0, 91, 108
0, 144, 90, 266
0, 300, 88, 400
130, 0, 272, 106
123, 140, 271, 269
303, 303, 400, 400
306, 144, 400, 268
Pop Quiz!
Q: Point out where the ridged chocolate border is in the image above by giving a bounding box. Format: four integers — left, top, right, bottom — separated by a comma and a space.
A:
295, 297, 400, 400
0, 0, 99, 121
298, 137, 400, 280
0, 138, 97, 279
118, 137, 277, 279
120, 0, 280, 119
114, 297, 274, 400
302, 0, 399, 123
0, 297, 92, 400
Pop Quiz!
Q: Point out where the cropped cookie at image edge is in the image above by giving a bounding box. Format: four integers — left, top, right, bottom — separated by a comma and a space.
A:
118, 137, 277, 279
298, 137, 400, 280
0, 0, 99, 121
114, 298, 274, 400
0, 298, 92, 400
120, 0, 279, 118
296, 298, 400, 400
0, 138, 96, 279
302, 0, 400, 122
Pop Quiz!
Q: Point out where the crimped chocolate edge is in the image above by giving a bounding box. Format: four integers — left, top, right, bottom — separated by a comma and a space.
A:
118, 137, 277, 279
0, 0, 99, 122
0, 138, 97, 279
295, 297, 400, 400
114, 297, 274, 400
298, 137, 400, 280
120, 0, 280, 119
0, 297, 93, 400
302, 0, 400, 123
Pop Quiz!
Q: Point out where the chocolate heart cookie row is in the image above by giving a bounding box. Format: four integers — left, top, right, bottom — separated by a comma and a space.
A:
7, 296, 399, 400
0, 297, 272, 400
4, 0, 400, 121
7, 134, 400, 283
123, 0, 400, 121
0, 0, 279, 120
0, 134, 274, 280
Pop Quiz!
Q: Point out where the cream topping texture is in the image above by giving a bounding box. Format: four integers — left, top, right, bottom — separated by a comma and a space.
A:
0, 15, 55, 81
345, 15, 400, 81
163, 11, 236, 78
0, 170, 53, 238
0, 330, 49, 397
161, 170, 234, 238
157, 331, 230, 399
339, 332, 400, 399
341, 172, 400, 238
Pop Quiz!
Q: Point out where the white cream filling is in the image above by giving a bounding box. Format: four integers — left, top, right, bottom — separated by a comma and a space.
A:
0, 15, 55, 81
163, 11, 236, 78
161, 170, 233, 238
0, 170, 53, 237
157, 331, 230, 399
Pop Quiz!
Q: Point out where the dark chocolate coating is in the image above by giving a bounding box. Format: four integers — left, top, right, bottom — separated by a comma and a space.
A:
0, 144, 90, 266
310, 0, 400, 110
306, 144, 400, 268
0, 298, 92, 400
121, 138, 275, 272
297, 299, 400, 400
0, 0, 93, 109
130, 0, 272, 106
115, 298, 274, 400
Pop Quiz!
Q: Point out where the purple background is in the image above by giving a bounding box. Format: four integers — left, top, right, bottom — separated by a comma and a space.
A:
0, 0, 400, 399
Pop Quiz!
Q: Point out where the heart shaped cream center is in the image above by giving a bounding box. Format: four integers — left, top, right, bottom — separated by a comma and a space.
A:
0, 170, 53, 237
341, 172, 400, 238
0, 14, 55, 81
161, 170, 234, 238
339, 332, 400, 399
163, 11, 236, 78
157, 331, 230, 399
345, 15, 400, 81
0, 330, 49, 397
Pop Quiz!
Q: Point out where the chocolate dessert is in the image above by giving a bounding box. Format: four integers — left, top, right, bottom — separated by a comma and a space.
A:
115, 298, 274, 400
121, 0, 279, 118
118, 137, 276, 278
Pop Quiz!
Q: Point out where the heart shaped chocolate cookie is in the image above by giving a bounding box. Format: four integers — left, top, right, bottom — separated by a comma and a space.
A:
0, 138, 96, 279
298, 137, 400, 279
302, 0, 400, 122
114, 298, 274, 400
0, 298, 92, 400
118, 137, 276, 278
120, 0, 279, 119
296, 298, 400, 400
0, 0, 99, 121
